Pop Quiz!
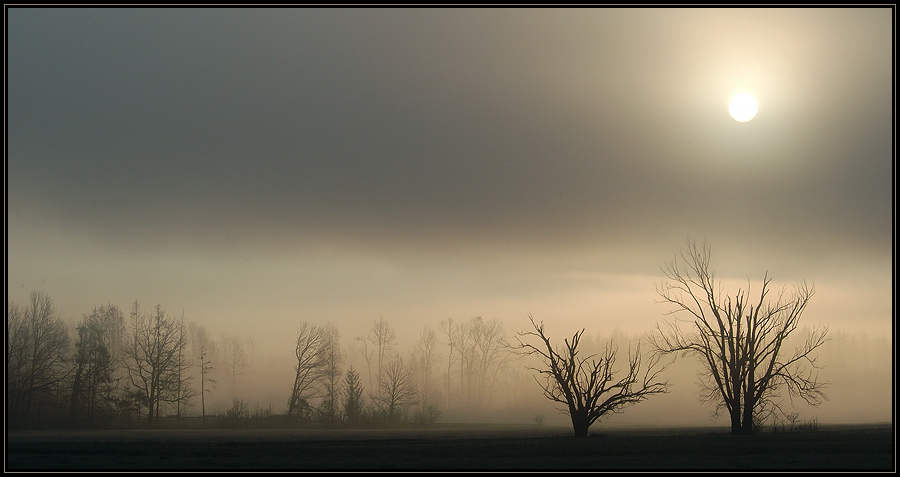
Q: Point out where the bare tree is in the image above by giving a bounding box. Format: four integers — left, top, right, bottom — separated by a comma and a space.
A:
472, 317, 513, 408
288, 322, 328, 418
411, 324, 441, 424
318, 323, 344, 423
373, 357, 418, 424
515, 315, 669, 438
358, 317, 396, 394
123, 301, 191, 424
172, 311, 196, 419
451, 318, 474, 407
167, 311, 196, 421
439, 317, 456, 410
189, 322, 217, 425
650, 240, 829, 434
7, 301, 29, 417
219, 333, 252, 403
6, 291, 72, 427
442, 316, 511, 409
356, 336, 375, 392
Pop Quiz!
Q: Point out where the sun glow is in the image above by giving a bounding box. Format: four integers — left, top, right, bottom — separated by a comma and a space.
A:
729, 93, 758, 122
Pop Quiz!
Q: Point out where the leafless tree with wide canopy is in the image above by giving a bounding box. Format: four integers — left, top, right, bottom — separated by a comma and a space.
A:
650, 239, 829, 434
515, 315, 669, 438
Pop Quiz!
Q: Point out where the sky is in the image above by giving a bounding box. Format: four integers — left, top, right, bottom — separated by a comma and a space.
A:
5, 8, 894, 423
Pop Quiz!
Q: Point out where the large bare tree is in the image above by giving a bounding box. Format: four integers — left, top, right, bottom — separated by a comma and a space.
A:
123, 302, 191, 424
515, 315, 669, 438
650, 240, 829, 434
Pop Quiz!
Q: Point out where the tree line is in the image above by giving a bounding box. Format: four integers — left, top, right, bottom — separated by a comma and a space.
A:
6, 295, 258, 429
7, 240, 830, 436
5, 293, 517, 429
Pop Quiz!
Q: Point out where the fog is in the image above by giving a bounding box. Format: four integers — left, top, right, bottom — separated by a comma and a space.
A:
57, 308, 885, 429
6, 8, 892, 431
203, 320, 884, 428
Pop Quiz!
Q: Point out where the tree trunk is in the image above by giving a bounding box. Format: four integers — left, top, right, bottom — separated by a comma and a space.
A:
69, 368, 83, 419
729, 407, 742, 434
742, 369, 756, 434
201, 378, 206, 425
741, 399, 755, 434
730, 371, 743, 434
571, 412, 590, 438
147, 387, 156, 424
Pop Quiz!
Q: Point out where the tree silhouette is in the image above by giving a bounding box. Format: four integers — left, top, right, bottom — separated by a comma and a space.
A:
650, 239, 829, 434
358, 317, 396, 395
69, 304, 125, 425
318, 323, 344, 423
373, 357, 417, 423
189, 322, 217, 425
441, 316, 511, 410
6, 291, 71, 427
220, 333, 253, 404
123, 302, 191, 424
288, 321, 328, 418
412, 324, 442, 425
515, 315, 669, 438
342, 366, 366, 424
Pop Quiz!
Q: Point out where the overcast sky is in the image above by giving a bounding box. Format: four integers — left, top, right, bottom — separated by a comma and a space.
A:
7, 8, 892, 358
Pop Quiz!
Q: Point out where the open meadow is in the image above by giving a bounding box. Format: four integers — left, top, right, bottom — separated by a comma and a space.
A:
6, 422, 894, 471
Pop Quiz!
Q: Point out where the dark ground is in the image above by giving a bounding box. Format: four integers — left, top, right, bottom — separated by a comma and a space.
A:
5, 422, 894, 472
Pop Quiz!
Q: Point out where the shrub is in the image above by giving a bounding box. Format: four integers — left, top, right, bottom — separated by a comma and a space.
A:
225, 399, 249, 421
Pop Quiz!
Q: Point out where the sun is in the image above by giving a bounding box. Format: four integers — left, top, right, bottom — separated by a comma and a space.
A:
728, 93, 758, 122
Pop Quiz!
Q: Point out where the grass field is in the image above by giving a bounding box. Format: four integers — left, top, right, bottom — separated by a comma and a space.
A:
5, 422, 894, 471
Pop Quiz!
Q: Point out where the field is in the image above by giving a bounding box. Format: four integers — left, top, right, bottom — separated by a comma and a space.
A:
5, 422, 894, 471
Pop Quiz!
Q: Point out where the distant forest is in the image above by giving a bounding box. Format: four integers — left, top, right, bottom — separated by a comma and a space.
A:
6, 289, 890, 430
8, 289, 544, 430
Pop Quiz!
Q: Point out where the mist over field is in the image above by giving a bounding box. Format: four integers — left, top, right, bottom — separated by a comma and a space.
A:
196, 321, 893, 429
12, 294, 890, 431
6, 6, 891, 443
